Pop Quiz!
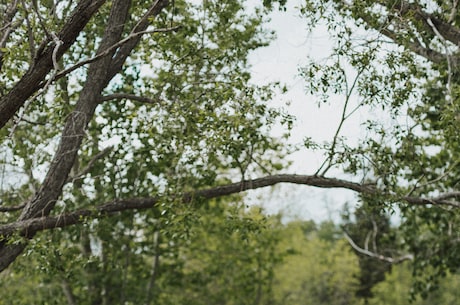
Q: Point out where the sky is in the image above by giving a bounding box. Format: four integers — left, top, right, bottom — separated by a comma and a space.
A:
246, 1, 365, 222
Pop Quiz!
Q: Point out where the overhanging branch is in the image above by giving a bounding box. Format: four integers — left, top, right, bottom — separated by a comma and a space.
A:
1, 174, 459, 237
100, 93, 163, 106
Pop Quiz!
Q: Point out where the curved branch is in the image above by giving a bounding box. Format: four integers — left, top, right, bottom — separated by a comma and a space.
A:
358, 12, 450, 65
344, 231, 413, 264
1, 174, 459, 238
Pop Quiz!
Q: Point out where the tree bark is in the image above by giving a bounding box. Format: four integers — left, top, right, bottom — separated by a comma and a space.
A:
0, 0, 107, 129
0, 0, 171, 274
0, 0, 133, 271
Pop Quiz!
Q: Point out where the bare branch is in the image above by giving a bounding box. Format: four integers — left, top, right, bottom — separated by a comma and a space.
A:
0, 204, 26, 212
100, 93, 163, 105
67, 146, 114, 183
54, 26, 180, 82
344, 232, 413, 264
434, 192, 460, 201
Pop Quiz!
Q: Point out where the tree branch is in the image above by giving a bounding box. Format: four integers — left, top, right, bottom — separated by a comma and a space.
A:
358, 11, 450, 65
0, 204, 25, 212
413, 6, 460, 46
381, 27, 450, 65
347, 1, 460, 66
106, 0, 171, 81
449, 0, 459, 24
316, 66, 364, 176
100, 93, 163, 106
343, 231, 413, 264
66, 146, 114, 183
53, 26, 180, 82
0, 0, 107, 129
0, 0, 133, 273
434, 191, 460, 201
380, 0, 460, 46
1, 174, 459, 238
0, 0, 20, 71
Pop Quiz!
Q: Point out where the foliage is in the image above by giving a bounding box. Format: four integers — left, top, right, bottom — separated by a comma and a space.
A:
341, 201, 395, 299
271, 220, 361, 305
299, 0, 460, 296
0, 0, 290, 302
0, 0, 292, 267
0, 202, 280, 305
369, 262, 460, 305
2, 0, 460, 302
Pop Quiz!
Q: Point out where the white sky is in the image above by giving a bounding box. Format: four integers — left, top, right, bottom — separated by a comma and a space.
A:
246, 1, 364, 222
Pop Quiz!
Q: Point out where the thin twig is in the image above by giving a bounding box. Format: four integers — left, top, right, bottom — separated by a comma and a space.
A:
316, 67, 364, 176
426, 17, 453, 102
66, 147, 113, 183
54, 26, 181, 81
343, 231, 413, 264
9, 32, 63, 136
448, 0, 459, 23
100, 93, 163, 105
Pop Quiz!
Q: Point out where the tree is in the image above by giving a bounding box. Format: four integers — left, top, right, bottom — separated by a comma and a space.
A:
369, 262, 460, 305
300, 0, 460, 295
1, 0, 460, 299
0, 199, 281, 304
342, 201, 394, 300
0, 0, 293, 271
